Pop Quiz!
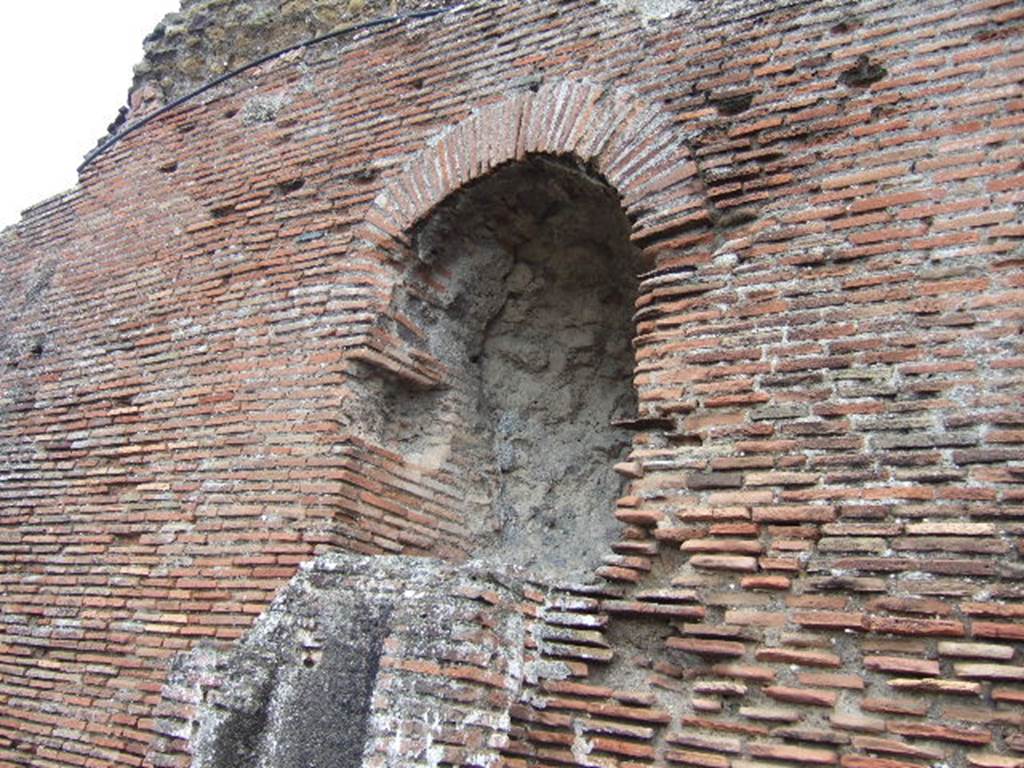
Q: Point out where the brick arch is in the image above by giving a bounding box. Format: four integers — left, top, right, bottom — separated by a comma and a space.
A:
337, 84, 705, 563
355, 78, 709, 260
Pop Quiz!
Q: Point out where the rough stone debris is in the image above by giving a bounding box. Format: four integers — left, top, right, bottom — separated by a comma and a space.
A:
1, 0, 1023, 766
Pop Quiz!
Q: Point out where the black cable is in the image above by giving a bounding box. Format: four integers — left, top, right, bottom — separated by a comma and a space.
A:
78, 6, 455, 173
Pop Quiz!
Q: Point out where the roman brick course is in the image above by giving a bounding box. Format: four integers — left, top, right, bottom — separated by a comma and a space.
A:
0, 0, 1022, 765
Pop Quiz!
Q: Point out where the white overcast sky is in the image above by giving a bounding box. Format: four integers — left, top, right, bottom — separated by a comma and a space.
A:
0, 2, 180, 228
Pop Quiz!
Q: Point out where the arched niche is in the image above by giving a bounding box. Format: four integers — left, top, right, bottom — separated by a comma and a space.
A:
340, 79, 709, 576
352, 155, 642, 581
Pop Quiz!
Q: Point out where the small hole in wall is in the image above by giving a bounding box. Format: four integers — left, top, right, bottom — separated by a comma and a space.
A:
831, 15, 861, 34
276, 177, 305, 194
668, 433, 702, 447
353, 166, 378, 183
301, 649, 322, 668
513, 74, 544, 93
840, 55, 887, 87
712, 206, 759, 230
711, 91, 755, 116
209, 203, 235, 219
974, 25, 1018, 42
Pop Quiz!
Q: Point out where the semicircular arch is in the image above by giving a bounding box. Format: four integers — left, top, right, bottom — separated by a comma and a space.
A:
355, 78, 709, 261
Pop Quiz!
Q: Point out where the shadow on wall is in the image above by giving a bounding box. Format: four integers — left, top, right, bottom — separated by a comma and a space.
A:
348, 156, 643, 582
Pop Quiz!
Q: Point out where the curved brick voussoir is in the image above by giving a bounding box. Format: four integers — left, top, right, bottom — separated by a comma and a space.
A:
354, 78, 705, 262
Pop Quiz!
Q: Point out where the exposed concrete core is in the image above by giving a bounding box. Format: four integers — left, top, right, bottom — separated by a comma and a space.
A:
178, 556, 525, 768
367, 157, 641, 581
188, 591, 390, 768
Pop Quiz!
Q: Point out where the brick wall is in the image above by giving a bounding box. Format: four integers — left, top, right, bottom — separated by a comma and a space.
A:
1, 0, 1022, 765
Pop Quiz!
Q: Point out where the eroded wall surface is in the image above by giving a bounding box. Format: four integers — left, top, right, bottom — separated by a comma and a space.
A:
157, 555, 525, 768
1, 0, 1023, 766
